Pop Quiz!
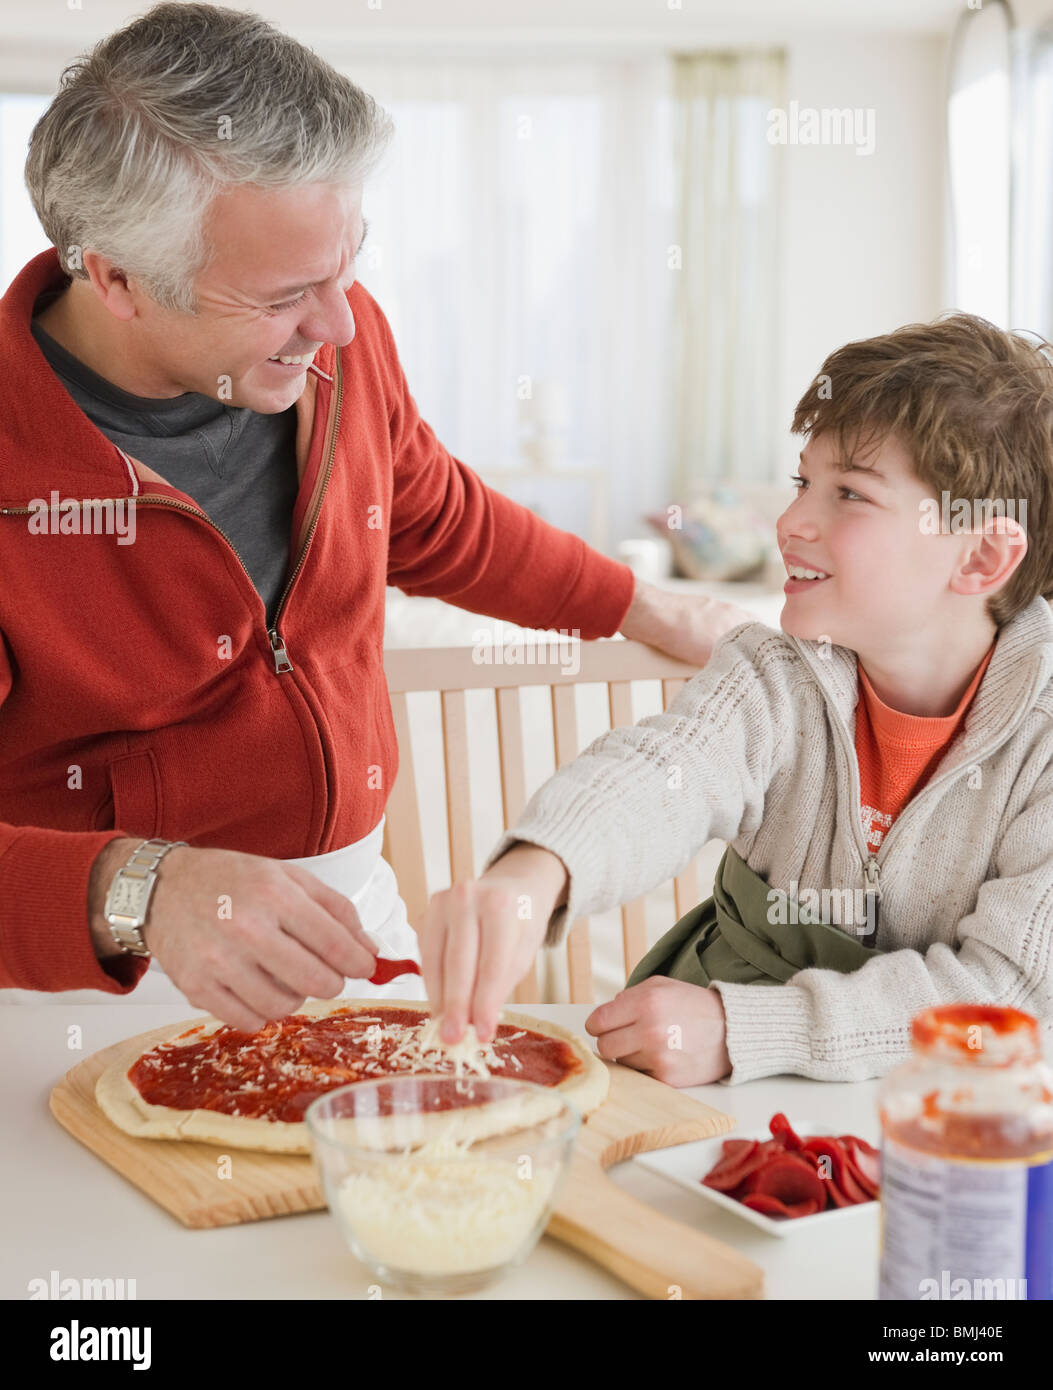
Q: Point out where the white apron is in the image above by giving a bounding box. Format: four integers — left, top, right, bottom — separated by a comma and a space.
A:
0, 814, 426, 1007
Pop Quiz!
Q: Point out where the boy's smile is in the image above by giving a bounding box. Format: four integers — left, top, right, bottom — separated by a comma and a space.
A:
782, 553, 833, 592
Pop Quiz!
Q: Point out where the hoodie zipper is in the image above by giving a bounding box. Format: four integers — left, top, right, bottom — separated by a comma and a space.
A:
2, 356, 342, 676
263, 354, 343, 670
4, 493, 314, 675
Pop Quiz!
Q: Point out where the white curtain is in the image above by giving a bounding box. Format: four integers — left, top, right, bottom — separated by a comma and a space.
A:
671, 51, 785, 493
342, 57, 679, 550
1013, 24, 1053, 340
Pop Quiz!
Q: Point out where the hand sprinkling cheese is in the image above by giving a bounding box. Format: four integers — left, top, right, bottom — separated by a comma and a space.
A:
383, 1013, 502, 1079
417, 1015, 496, 1078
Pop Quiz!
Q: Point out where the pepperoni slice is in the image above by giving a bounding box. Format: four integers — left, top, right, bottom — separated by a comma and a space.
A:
720, 1139, 758, 1161
702, 1140, 769, 1192
368, 957, 422, 986
738, 1153, 826, 1209
769, 1112, 805, 1150
700, 1116, 880, 1217
741, 1192, 822, 1218
838, 1135, 881, 1198
800, 1136, 870, 1205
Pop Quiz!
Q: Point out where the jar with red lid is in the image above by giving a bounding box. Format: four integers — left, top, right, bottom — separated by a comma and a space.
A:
878, 1003, 1053, 1301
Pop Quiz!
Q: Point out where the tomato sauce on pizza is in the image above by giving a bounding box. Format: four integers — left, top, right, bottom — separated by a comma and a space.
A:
127, 1006, 584, 1123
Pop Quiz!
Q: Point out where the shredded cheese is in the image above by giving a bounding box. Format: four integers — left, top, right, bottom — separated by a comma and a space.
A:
373, 1013, 504, 1079
415, 1016, 499, 1078
334, 1124, 559, 1274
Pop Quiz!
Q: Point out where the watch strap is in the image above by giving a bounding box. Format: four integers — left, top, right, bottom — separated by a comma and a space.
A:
104, 838, 188, 957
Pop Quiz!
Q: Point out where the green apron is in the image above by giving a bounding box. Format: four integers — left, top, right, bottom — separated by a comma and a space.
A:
625, 845, 884, 989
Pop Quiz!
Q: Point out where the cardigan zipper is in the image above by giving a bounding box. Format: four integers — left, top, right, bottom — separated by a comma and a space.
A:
862, 855, 880, 942
836, 718, 971, 944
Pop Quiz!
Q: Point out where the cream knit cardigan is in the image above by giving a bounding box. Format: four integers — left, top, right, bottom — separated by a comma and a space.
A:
481, 595, 1053, 1084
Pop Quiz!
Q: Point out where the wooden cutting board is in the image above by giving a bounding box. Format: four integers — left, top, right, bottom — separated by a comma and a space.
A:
50, 1016, 764, 1300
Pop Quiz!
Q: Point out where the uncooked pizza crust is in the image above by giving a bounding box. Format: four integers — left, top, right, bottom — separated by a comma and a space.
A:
95, 999, 610, 1154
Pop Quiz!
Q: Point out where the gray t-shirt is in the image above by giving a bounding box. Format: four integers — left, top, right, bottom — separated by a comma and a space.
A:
30, 296, 299, 628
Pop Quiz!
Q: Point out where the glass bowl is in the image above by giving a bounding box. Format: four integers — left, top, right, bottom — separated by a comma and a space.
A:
305, 1076, 581, 1295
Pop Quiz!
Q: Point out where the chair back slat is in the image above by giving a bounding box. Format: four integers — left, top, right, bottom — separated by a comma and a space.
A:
607, 679, 649, 976
565, 920, 595, 1004
495, 686, 528, 823
607, 679, 634, 728
382, 640, 702, 1003
550, 682, 594, 1002
384, 691, 430, 927
495, 685, 541, 1003
618, 897, 650, 982
440, 689, 474, 883
550, 683, 579, 767
673, 863, 701, 919
662, 676, 688, 705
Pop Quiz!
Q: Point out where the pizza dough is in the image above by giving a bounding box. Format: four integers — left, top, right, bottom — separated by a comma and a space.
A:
95, 999, 610, 1154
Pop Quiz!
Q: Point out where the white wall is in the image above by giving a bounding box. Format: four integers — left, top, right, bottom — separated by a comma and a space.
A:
773, 32, 947, 478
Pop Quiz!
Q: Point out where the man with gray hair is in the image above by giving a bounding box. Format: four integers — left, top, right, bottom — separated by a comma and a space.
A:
0, 3, 747, 1030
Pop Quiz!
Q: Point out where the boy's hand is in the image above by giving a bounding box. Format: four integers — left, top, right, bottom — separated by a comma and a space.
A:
585, 977, 732, 1086
416, 843, 569, 1044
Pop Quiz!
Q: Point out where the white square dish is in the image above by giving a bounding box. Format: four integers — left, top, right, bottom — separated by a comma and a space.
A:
634, 1117, 881, 1238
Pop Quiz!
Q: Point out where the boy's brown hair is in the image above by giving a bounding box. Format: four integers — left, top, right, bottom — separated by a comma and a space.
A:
791, 312, 1053, 627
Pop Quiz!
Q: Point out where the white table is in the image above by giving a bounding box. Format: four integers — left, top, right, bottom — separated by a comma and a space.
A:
1, 997, 881, 1301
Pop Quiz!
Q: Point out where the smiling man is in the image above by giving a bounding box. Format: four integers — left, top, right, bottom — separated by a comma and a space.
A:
35, 182, 369, 410
0, 3, 749, 1028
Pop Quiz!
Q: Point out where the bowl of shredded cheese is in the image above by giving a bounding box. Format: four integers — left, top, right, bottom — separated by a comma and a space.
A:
306, 1077, 581, 1295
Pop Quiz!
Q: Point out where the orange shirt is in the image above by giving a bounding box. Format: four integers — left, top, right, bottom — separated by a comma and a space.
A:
855, 645, 996, 855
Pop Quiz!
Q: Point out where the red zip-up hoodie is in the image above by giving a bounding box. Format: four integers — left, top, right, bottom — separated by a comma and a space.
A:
0, 249, 636, 995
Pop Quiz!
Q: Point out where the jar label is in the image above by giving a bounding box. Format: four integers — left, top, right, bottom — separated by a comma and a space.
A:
878, 1135, 1053, 1300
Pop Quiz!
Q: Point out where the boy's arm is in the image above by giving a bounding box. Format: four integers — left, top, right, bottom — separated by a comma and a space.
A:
711, 754, 1053, 1085
479, 627, 793, 948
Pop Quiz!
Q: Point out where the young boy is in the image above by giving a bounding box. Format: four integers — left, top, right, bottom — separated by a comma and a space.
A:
417, 313, 1053, 1086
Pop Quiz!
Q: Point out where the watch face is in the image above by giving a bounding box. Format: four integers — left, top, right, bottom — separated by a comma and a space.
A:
110, 877, 148, 918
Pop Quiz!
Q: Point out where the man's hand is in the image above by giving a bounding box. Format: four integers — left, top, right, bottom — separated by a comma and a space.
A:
619, 578, 753, 668
585, 976, 731, 1085
416, 842, 569, 1044
88, 839, 379, 1031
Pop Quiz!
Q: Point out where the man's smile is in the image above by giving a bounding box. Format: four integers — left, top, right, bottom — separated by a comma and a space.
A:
264, 350, 317, 372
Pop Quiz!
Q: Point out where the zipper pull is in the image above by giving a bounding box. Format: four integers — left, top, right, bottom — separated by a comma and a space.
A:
862, 855, 880, 945
268, 628, 293, 674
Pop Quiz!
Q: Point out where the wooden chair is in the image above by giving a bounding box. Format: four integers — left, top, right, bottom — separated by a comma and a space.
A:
381, 639, 710, 1004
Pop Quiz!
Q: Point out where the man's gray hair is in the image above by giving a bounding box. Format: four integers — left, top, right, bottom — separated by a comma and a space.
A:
24, 2, 393, 314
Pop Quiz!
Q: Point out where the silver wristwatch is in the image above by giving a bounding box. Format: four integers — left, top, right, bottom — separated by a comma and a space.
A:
104, 838, 188, 956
